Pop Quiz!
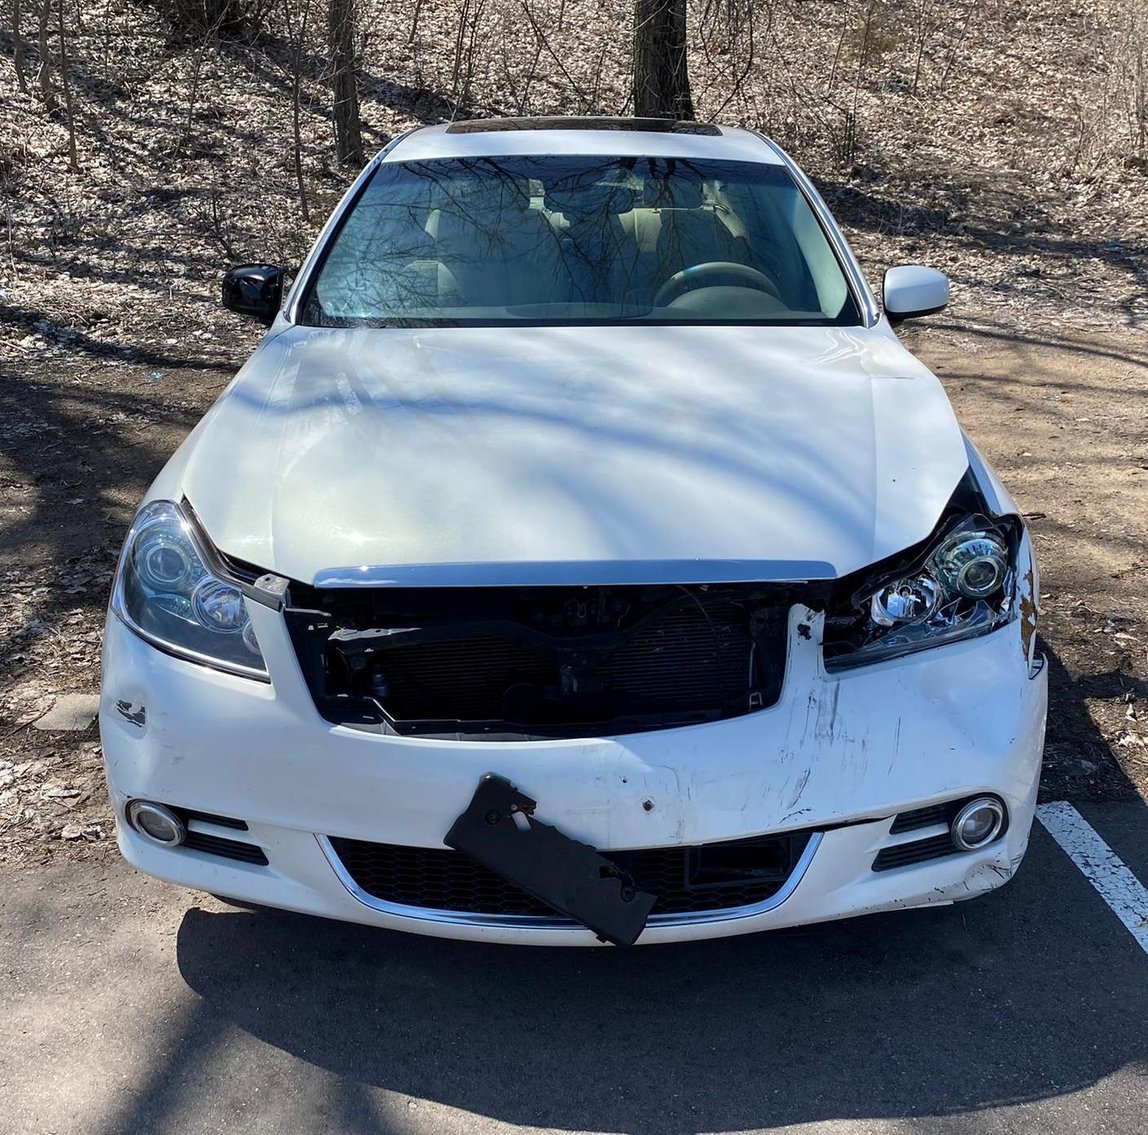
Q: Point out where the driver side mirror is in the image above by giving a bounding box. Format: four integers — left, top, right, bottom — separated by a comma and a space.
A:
883, 265, 949, 324
222, 264, 285, 325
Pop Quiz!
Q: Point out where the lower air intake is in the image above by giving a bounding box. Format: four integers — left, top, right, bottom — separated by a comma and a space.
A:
328, 831, 813, 917
872, 834, 956, 872
183, 831, 269, 865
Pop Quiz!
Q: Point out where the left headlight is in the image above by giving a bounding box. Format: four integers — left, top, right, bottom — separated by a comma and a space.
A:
111, 500, 268, 680
823, 513, 1021, 670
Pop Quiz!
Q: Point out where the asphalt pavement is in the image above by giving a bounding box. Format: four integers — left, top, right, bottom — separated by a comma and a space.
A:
2, 803, 1146, 1135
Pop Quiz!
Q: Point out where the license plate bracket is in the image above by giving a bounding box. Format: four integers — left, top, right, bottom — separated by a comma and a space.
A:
444, 774, 656, 946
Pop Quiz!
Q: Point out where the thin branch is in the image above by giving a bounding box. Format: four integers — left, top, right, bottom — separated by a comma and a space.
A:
54, 0, 78, 170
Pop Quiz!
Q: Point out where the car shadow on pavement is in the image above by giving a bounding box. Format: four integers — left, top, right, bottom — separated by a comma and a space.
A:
1041, 642, 1145, 801
164, 820, 1148, 1135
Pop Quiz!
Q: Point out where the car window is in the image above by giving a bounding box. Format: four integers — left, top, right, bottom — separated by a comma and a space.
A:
302, 155, 861, 327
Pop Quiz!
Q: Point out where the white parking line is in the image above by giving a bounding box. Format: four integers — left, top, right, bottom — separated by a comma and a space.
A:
1037, 801, 1148, 956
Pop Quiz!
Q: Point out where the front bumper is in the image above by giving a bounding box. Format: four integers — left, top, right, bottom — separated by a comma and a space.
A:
100, 602, 1047, 945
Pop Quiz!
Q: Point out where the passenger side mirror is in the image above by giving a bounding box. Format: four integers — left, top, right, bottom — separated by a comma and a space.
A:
222, 264, 285, 324
883, 265, 949, 324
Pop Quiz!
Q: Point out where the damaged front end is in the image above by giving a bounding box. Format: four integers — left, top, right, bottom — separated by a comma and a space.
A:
823, 474, 1030, 672
284, 581, 800, 739
280, 473, 1037, 739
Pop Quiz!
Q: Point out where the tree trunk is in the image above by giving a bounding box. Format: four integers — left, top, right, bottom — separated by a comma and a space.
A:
55, 0, 78, 170
35, 0, 56, 113
632, 0, 693, 120
329, 0, 362, 165
286, 0, 312, 222
11, 0, 29, 93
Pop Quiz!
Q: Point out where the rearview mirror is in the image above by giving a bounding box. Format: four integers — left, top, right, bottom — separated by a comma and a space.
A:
883, 265, 949, 324
222, 264, 285, 324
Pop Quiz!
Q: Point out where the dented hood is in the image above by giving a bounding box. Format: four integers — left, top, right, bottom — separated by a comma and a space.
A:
170, 323, 969, 585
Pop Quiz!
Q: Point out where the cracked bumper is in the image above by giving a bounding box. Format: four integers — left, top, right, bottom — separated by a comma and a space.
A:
100, 602, 1047, 945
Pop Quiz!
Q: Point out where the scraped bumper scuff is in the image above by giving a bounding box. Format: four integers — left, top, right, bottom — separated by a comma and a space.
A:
100, 596, 1046, 944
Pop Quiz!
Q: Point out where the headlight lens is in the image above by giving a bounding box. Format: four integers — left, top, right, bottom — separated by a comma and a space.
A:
824, 515, 1019, 670
870, 575, 940, 626
934, 532, 1009, 598
112, 501, 268, 679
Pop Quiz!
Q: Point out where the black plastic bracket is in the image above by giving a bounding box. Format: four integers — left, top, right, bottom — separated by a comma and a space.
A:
445, 774, 656, 946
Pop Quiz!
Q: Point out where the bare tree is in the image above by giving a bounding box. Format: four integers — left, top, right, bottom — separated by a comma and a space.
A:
912, 0, 932, 95
54, 0, 78, 170
10, 0, 29, 93
329, 0, 363, 165
450, 0, 487, 110
632, 0, 694, 119
176, 12, 226, 157
156, 0, 277, 37
285, 0, 312, 221
35, 0, 56, 112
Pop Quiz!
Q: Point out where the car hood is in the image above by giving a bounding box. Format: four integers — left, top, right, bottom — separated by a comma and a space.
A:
169, 323, 969, 586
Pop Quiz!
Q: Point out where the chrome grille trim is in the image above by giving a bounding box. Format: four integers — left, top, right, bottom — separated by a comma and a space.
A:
317, 831, 822, 931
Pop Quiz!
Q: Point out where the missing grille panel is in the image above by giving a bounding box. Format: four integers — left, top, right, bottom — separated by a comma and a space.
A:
285, 583, 792, 739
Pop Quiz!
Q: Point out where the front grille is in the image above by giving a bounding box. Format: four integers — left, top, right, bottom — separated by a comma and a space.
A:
328, 832, 813, 917
375, 601, 758, 727
286, 584, 790, 739
375, 636, 552, 723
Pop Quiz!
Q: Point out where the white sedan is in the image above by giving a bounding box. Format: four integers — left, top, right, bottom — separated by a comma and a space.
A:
100, 116, 1047, 946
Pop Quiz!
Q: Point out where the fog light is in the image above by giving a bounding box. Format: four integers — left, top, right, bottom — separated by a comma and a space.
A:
951, 797, 1005, 851
127, 801, 186, 846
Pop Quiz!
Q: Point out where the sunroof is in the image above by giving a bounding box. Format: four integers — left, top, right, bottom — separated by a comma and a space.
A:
444, 117, 723, 136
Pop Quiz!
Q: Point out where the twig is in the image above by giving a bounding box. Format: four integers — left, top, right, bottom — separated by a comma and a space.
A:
285, 0, 312, 222
912, 0, 929, 95
55, 0, 79, 171
939, 0, 979, 95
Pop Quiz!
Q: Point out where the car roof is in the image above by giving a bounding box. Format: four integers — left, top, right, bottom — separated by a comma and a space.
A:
380, 117, 785, 166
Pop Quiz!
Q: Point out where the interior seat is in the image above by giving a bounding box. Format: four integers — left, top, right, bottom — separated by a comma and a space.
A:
543, 181, 643, 306
719, 181, 819, 311
315, 205, 463, 316
425, 178, 566, 307
645, 174, 748, 289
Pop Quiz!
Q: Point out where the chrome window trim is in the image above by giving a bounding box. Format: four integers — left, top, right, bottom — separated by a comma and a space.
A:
752, 133, 880, 328
311, 558, 832, 589
316, 830, 822, 932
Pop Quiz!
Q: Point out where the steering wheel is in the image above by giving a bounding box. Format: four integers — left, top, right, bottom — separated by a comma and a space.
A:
653, 261, 781, 308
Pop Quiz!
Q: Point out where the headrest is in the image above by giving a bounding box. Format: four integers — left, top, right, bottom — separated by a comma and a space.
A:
440, 176, 531, 215
641, 174, 705, 210
372, 206, 437, 256
544, 180, 638, 218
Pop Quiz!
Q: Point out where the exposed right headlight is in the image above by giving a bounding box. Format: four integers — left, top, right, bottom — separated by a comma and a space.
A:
823, 513, 1020, 670
111, 500, 268, 680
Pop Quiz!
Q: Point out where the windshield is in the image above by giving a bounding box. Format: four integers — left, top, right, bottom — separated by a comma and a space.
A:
302, 155, 861, 327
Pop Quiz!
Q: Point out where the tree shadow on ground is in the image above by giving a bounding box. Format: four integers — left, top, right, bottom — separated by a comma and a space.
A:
1041, 643, 1144, 801
0, 358, 217, 661
819, 176, 1148, 328
156, 765, 1148, 1135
